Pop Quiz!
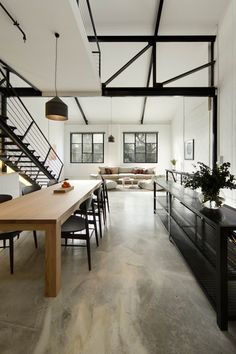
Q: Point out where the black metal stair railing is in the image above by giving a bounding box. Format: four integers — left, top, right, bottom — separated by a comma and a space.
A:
0, 66, 64, 186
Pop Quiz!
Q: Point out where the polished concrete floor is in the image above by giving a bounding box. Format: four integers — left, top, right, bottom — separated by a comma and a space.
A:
0, 190, 236, 354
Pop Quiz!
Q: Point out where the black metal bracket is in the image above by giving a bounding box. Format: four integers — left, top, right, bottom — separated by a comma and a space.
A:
0, 2, 27, 42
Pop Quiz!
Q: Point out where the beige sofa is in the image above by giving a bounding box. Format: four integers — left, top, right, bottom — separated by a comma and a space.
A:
98, 166, 156, 183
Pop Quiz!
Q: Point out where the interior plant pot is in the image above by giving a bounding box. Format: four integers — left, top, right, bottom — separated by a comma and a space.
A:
199, 192, 225, 209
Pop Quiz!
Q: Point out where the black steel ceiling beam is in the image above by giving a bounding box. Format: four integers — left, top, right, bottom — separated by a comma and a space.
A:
141, 0, 164, 124
160, 61, 216, 87
88, 35, 216, 43
102, 86, 216, 97
74, 97, 88, 125
85, 0, 101, 53
104, 43, 151, 86
0, 87, 42, 97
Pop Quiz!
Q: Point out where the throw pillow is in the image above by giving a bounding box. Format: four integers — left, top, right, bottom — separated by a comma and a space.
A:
111, 167, 119, 174
105, 168, 112, 174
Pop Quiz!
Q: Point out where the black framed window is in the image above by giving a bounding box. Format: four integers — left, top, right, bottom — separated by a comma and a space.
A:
70, 133, 104, 163
123, 132, 158, 163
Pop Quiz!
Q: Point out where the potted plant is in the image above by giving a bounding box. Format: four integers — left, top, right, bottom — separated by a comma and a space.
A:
170, 159, 177, 170
184, 162, 236, 209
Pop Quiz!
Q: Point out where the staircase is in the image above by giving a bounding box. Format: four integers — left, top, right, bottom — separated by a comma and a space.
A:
0, 66, 63, 187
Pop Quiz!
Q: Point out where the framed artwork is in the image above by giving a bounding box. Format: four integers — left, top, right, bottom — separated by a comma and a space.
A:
184, 139, 194, 160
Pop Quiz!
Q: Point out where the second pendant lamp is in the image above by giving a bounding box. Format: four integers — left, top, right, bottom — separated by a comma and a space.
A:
108, 97, 115, 143
45, 33, 68, 121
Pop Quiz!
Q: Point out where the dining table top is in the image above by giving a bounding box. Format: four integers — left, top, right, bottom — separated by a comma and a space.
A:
0, 179, 101, 225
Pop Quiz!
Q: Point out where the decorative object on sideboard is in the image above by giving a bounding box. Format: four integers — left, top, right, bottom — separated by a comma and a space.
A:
170, 159, 177, 170
45, 33, 68, 121
184, 139, 194, 160
184, 162, 236, 209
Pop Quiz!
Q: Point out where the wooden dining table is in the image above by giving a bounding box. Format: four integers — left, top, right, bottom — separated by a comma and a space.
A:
0, 179, 101, 297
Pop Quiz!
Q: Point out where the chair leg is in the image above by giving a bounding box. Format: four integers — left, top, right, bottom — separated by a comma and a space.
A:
106, 192, 110, 213
102, 199, 106, 225
3, 239, 6, 248
33, 231, 38, 248
9, 237, 14, 274
97, 207, 103, 238
86, 239, 91, 271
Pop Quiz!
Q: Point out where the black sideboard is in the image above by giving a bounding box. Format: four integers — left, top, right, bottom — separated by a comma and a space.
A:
154, 178, 236, 331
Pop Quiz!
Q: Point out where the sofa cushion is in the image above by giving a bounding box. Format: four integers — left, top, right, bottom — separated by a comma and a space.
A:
110, 167, 119, 174
99, 166, 107, 174
102, 174, 119, 179
146, 167, 155, 174
119, 167, 133, 173
119, 173, 135, 178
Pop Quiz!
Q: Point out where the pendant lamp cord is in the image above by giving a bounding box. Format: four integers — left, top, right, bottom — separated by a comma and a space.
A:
54, 33, 59, 97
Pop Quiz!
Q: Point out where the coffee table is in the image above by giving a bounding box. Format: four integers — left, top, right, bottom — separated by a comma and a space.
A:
118, 177, 135, 188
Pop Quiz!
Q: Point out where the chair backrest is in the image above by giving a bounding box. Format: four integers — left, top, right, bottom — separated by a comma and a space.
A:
80, 196, 93, 213
94, 185, 102, 200
47, 179, 57, 187
0, 194, 12, 204
22, 184, 41, 195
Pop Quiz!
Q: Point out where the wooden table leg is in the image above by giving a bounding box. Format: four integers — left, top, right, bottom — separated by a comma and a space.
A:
45, 222, 61, 297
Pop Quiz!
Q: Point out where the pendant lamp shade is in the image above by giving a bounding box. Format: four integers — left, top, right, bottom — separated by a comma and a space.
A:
45, 96, 68, 121
108, 97, 115, 143
108, 134, 115, 143
45, 33, 68, 121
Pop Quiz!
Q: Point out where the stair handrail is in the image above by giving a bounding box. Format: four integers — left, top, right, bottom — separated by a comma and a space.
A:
0, 65, 64, 181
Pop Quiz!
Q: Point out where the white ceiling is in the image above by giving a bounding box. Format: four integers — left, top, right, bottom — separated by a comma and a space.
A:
0, 0, 101, 96
0, 0, 230, 124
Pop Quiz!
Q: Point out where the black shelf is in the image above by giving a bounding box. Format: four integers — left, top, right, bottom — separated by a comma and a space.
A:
154, 179, 236, 330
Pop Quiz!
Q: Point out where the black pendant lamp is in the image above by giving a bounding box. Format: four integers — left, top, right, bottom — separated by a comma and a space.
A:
108, 97, 115, 143
45, 33, 68, 121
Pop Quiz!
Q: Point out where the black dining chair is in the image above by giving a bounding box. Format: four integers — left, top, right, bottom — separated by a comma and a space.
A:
61, 196, 98, 271
22, 184, 41, 248
90, 185, 105, 238
0, 195, 21, 274
101, 176, 110, 214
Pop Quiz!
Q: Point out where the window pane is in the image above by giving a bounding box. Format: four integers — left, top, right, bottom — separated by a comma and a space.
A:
83, 134, 92, 144
124, 152, 135, 162
136, 153, 145, 162
124, 133, 135, 143
146, 153, 157, 162
72, 134, 81, 143
146, 133, 156, 143
146, 143, 156, 153
93, 153, 103, 163
124, 143, 134, 153
136, 133, 145, 145
136, 144, 145, 153
94, 143, 103, 153
83, 143, 92, 153
72, 144, 82, 162
83, 153, 92, 162
93, 134, 103, 143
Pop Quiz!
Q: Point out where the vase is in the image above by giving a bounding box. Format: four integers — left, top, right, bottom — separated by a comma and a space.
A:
199, 193, 225, 209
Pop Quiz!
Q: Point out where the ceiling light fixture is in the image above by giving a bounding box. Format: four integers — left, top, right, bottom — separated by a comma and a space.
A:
108, 97, 115, 143
45, 33, 68, 121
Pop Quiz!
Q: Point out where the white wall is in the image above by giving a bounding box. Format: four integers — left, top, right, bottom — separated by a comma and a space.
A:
64, 123, 171, 179
171, 97, 212, 173
217, 0, 236, 206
